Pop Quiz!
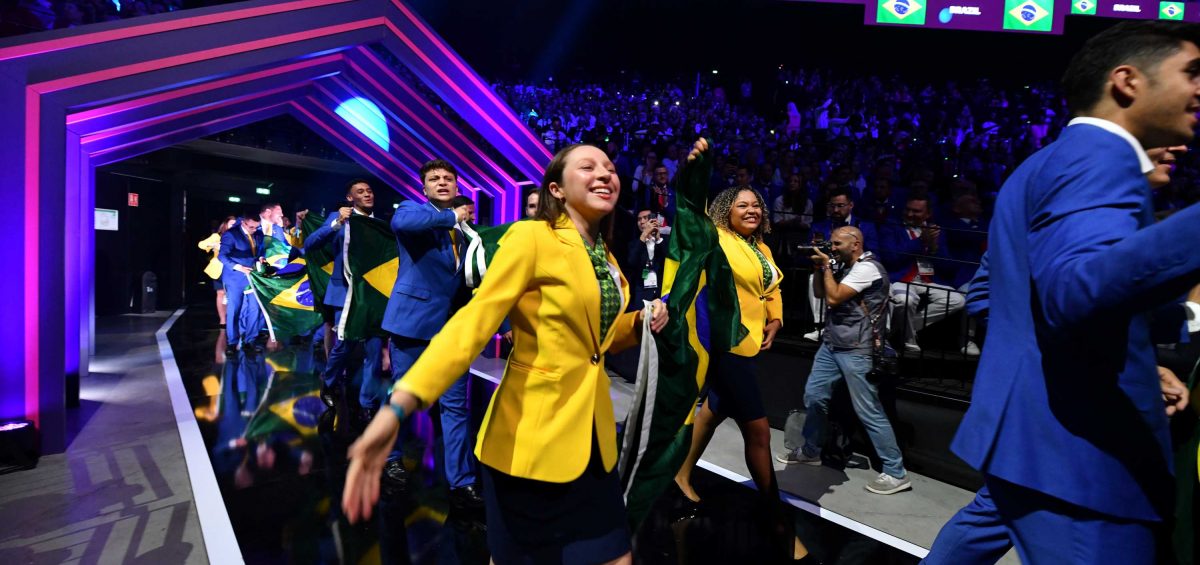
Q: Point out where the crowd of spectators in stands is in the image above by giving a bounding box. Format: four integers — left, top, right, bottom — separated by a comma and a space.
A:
494, 70, 1200, 347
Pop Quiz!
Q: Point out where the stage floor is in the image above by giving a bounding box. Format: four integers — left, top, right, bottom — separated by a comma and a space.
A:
160, 305, 1012, 563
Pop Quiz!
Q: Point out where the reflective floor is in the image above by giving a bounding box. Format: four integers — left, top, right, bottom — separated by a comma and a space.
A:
169, 306, 918, 564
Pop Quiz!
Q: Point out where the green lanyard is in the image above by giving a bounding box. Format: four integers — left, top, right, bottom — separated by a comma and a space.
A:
584, 236, 619, 340
739, 234, 773, 287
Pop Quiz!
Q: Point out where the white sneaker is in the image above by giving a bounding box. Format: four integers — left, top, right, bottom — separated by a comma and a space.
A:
776, 448, 822, 466
904, 342, 921, 353
865, 472, 912, 495
803, 329, 822, 342
961, 342, 981, 357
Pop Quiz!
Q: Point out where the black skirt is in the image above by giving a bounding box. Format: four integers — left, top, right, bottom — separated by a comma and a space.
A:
480, 432, 631, 564
704, 351, 765, 422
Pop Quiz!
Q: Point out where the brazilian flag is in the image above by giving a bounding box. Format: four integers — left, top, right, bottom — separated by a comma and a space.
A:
263, 235, 292, 269
338, 215, 398, 340
248, 260, 324, 341
243, 370, 326, 440
300, 212, 335, 307
457, 148, 743, 529
618, 143, 743, 528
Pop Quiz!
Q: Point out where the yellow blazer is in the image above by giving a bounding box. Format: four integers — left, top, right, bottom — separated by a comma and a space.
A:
396, 215, 641, 483
717, 228, 783, 357
197, 233, 223, 280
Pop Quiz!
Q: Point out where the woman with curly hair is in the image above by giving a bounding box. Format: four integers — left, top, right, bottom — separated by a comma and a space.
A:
673, 152, 785, 523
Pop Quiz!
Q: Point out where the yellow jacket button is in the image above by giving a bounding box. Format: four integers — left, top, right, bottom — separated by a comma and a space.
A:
590, 354, 600, 365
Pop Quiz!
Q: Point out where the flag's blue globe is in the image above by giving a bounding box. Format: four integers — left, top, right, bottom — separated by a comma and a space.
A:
296, 280, 314, 307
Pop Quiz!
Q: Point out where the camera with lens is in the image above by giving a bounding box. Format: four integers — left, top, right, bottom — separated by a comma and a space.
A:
796, 240, 834, 258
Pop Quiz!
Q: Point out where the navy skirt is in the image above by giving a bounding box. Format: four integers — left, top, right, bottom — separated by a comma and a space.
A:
704, 351, 765, 422
480, 432, 631, 564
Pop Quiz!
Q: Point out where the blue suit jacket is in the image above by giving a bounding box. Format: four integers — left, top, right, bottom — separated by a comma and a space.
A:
219, 225, 265, 283
877, 222, 955, 286
381, 200, 466, 340
303, 212, 364, 308
951, 123, 1200, 521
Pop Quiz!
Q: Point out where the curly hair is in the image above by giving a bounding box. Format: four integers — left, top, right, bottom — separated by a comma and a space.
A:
708, 186, 771, 240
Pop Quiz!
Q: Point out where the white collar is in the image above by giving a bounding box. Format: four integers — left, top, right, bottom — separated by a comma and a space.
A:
1067, 117, 1154, 174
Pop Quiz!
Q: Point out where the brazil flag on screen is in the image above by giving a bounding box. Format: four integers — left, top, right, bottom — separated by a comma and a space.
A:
1161, 2, 1185, 21
876, 0, 926, 25
1071, 0, 1096, 15
1004, 0, 1054, 32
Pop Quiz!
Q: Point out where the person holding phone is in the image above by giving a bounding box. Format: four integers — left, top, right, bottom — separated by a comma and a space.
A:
627, 208, 670, 307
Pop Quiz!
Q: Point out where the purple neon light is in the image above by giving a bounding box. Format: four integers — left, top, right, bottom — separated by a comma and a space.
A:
0, 0, 354, 61
387, 0, 550, 165
82, 82, 316, 147
89, 103, 293, 161
348, 47, 520, 187
345, 51, 517, 221
314, 81, 434, 171
67, 53, 345, 126
344, 52, 516, 198
17, 1, 551, 429
298, 94, 428, 198
292, 99, 419, 195
33, 19, 385, 95
381, 19, 546, 176
23, 89, 39, 428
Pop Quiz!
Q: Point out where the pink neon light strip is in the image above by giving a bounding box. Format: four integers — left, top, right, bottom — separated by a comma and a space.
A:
388, 0, 549, 162
90, 104, 290, 161
320, 76, 487, 194
346, 50, 516, 187
312, 80, 431, 169
68, 53, 344, 126
24, 90, 39, 427
292, 98, 417, 196
0, 0, 353, 61
380, 19, 544, 174
33, 18, 384, 94
349, 48, 517, 220
301, 91, 427, 197
82, 81, 313, 146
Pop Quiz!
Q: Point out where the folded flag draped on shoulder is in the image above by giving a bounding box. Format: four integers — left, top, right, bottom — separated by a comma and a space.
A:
618, 143, 745, 529
451, 157, 744, 529
460, 220, 523, 289
338, 215, 398, 340
248, 258, 323, 341
300, 212, 335, 307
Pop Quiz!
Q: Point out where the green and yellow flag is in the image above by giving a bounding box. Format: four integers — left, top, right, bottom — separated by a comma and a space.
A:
338, 215, 398, 340
300, 212, 335, 307
248, 260, 324, 341
243, 370, 326, 440
618, 143, 743, 528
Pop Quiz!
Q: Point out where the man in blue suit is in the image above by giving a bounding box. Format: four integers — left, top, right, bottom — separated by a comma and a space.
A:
924, 21, 1200, 564
383, 159, 477, 508
878, 194, 962, 353
304, 180, 385, 419
219, 210, 266, 353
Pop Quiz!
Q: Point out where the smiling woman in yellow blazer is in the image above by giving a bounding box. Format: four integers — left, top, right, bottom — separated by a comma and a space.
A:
673, 181, 791, 554
342, 144, 666, 565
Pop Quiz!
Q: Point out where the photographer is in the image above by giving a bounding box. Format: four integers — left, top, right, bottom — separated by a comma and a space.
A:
777, 226, 911, 495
